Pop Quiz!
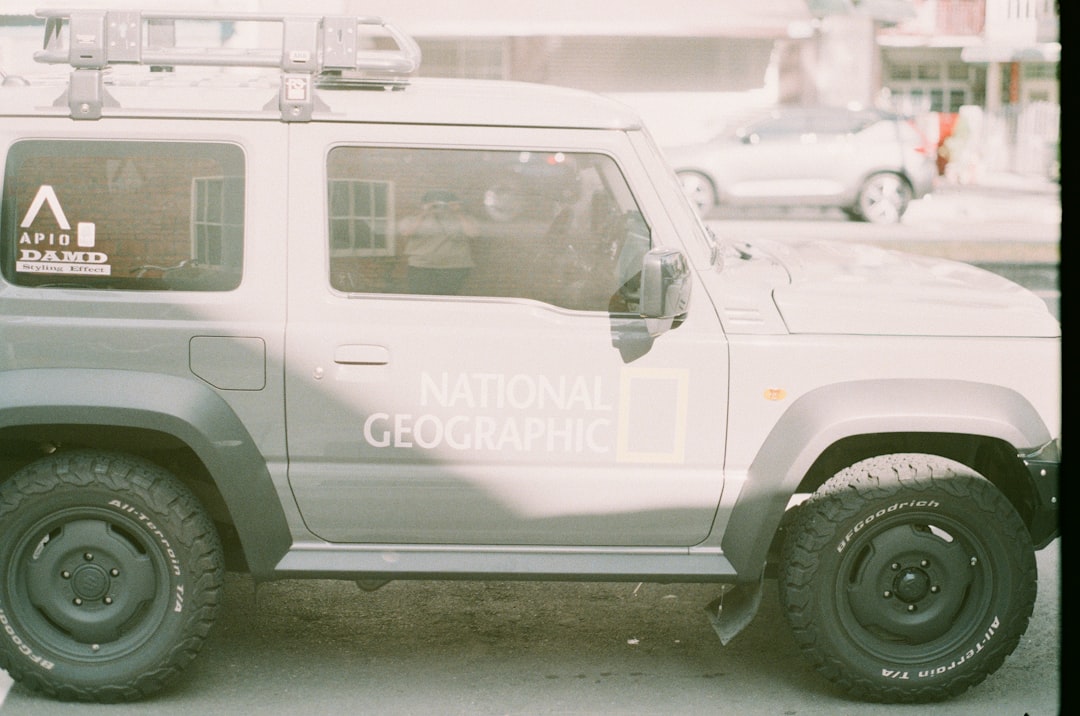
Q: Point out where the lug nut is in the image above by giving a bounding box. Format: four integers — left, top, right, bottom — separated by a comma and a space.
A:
84, 553, 94, 561
61, 570, 71, 579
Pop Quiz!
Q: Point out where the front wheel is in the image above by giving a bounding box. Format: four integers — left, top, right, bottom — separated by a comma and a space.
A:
0, 451, 224, 702
779, 454, 1036, 702
854, 172, 911, 224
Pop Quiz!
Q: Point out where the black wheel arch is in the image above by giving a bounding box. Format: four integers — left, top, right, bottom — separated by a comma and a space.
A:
722, 379, 1057, 581
795, 433, 1043, 531
0, 368, 291, 579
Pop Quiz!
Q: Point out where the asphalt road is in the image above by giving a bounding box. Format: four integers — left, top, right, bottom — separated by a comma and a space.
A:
0, 539, 1060, 715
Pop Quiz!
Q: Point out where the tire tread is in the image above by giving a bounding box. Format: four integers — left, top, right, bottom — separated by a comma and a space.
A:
779, 453, 1036, 703
0, 450, 224, 702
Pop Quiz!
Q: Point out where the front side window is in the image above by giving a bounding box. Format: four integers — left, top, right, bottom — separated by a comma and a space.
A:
741, 114, 807, 142
326, 147, 650, 313
2, 140, 244, 291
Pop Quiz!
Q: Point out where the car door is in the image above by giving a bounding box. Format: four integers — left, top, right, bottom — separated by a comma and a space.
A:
723, 110, 852, 203
284, 123, 729, 547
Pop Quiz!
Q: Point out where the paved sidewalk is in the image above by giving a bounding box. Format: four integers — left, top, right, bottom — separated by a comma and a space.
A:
894, 173, 1060, 263
910, 172, 1059, 225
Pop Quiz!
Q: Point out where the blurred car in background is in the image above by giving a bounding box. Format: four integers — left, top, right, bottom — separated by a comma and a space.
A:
665, 106, 936, 223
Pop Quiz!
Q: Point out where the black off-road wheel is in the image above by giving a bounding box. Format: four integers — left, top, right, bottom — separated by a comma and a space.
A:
0, 450, 224, 702
779, 454, 1036, 702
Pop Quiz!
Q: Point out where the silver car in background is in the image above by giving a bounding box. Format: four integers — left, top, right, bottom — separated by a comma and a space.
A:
665, 106, 936, 223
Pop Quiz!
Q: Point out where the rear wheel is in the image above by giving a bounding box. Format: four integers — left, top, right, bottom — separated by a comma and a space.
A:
855, 172, 911, 224
779, 454, 1036, 702
0, 450, 224, 702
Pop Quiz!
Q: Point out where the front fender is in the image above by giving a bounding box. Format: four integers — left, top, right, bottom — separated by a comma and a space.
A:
0, 368, 291, 578
721, 379, 1053, 579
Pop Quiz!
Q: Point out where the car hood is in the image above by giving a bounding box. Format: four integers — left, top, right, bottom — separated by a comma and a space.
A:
756, 239, 1059, 337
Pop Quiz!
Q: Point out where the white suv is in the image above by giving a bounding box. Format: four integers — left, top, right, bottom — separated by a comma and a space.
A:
666, 106, 937, 223
0, 9, 1059, 704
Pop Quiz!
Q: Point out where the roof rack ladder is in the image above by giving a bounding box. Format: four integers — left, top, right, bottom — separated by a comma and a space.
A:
34, 9, 423, 121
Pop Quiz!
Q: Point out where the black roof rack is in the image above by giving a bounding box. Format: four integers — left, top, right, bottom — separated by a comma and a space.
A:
33, 9, 422, 121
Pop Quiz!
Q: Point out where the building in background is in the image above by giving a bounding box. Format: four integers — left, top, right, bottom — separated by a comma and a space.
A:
874, 0, 1059, 178
1, 0, 1059, 178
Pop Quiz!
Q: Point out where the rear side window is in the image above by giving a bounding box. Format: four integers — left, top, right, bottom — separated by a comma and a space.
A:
2, 140, 244, 290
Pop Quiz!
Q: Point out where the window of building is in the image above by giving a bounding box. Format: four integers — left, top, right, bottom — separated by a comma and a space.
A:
917, 63, 941, 81
547, 36, 771, 93
1023, 63, 1057, 80
329, 179, 395, 256
418, 38, 506, 79
888, 65, 913, 81
2, 140, 244, 290
884, 54, 977, 113
326, 147, 650, 313
948, 62, 972, 81
192, 176, 244, 268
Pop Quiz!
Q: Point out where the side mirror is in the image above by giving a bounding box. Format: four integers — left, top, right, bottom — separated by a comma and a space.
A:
639, 248, 691, 337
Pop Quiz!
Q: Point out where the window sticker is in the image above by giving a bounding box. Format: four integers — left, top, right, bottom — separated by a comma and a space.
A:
16, 184, 111, 276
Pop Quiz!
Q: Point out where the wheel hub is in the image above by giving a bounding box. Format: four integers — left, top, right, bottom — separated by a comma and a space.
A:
22, 517, 162, 647
893, 567, 931, 603
71, 563, 112, 601
842, 522, 978, 645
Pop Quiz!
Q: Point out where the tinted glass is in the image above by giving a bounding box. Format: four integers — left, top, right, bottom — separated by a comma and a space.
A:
2, 141, 244, 290
326, 147, 650, 313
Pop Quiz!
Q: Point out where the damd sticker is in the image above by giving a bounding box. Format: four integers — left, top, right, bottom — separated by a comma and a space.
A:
16, 184, 111, 276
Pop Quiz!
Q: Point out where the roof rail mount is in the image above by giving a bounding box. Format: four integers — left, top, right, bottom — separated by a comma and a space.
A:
33, 9, 422, 121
